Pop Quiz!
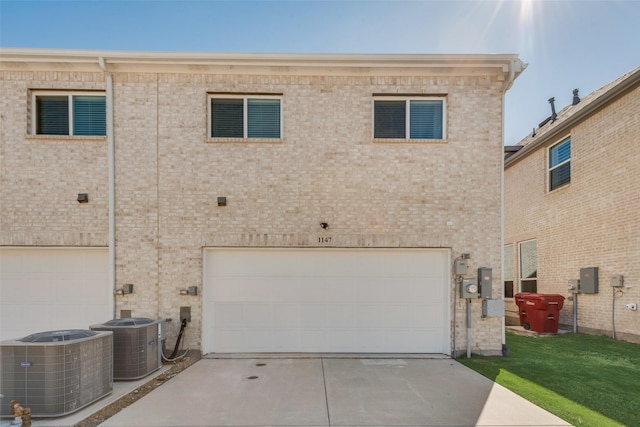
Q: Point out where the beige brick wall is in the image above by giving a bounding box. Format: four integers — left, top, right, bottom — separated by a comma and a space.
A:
1, 68, 508, 354
504, 86, 640, 342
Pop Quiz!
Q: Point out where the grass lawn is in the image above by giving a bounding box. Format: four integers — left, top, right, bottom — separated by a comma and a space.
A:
458, 332, 640, 427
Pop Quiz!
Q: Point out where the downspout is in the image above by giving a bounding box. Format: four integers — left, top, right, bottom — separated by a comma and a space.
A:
501, 60, 518, 353
99, 56, 116, 318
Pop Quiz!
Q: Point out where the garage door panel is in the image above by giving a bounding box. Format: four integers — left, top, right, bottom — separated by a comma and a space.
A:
354, 304, 387, 328
325, 304, 356, 328
381, 278, 434, 302
212, 303, 247, 328
1, 248, 111, 341
245, 330, 299, 352
355, 279, 386, 302
203, 248, 449, 354
273, 304, 301, 327
300, 304, 328, 328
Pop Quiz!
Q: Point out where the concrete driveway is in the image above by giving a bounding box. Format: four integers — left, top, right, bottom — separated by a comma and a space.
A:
98, 358, 570, 427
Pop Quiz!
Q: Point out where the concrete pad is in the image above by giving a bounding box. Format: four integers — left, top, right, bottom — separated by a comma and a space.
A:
323, 359, 569, 426
97, 358, 570, 427
99, 359, 328, 426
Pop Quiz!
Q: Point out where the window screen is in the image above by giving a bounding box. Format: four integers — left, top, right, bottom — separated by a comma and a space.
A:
519, 240, 537, 293
35, 94, 105, 136
549, 138, 571, 191
211, 97, 281, 139
211, 98, 244, 138
374, 98, 444, 139
374, 100, 406, 138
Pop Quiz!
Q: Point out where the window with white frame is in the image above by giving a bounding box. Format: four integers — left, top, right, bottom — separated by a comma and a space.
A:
33, 92, 106, 136
519, 240, 537, 293
209, 95, 281, 139
504, 244, 514, 298
549, 137, 571, 191
373, 97, 445, 140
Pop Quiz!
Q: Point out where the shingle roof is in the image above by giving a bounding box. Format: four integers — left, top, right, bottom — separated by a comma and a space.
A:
505, 65, 640, 166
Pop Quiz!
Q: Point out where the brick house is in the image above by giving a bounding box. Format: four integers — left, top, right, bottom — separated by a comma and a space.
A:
0, 48, 525, 356
504, 66, 640, 343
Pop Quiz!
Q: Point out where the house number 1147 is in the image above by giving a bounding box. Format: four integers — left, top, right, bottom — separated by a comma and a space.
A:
318, 236, 332, 244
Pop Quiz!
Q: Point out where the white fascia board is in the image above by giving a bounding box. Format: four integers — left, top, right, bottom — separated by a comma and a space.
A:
0, 48, 524, 77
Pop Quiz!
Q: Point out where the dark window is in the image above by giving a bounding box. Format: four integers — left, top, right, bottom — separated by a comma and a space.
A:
36, 94, 105, 136
505, 281, 515, 298
374, 98, 444, 139
211, 98, 244, 138
211, 97, 281, 139
374, 100, 405, 138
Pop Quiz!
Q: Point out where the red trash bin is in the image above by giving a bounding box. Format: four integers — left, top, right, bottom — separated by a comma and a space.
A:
514, 293, 565, 333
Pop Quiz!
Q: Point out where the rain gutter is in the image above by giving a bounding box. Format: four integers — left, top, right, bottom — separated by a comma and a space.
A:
98, 56, 116, 318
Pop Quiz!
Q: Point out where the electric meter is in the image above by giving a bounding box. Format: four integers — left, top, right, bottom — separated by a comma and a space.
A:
461, 278, 479, 299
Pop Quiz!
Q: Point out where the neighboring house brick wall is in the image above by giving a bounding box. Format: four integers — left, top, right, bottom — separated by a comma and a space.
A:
505, 83, 640, 342
1, 52, 522, 354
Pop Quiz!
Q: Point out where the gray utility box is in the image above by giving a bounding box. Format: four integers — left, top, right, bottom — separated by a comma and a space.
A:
91, 318, 163, 381
482, 299, 505, 317
580, 267, 599, 294
478, 267, 493, 299
0, 329, 113, 417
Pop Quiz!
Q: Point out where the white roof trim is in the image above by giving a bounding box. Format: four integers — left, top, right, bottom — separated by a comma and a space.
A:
0, 48, 525, 77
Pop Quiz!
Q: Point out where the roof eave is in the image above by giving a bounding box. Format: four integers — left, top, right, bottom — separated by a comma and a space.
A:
0, 48, 524, 77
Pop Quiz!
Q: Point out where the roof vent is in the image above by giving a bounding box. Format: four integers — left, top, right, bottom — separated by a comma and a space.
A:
572, 88, 580, 105
548, 97, 557, 122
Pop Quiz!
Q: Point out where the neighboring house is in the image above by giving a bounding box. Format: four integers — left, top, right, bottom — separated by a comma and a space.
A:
0, 48, 525, 356
504, 66, 640, 343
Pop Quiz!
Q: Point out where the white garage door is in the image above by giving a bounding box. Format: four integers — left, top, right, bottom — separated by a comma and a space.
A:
203, 248, 450, 354
0, 248, 111, 341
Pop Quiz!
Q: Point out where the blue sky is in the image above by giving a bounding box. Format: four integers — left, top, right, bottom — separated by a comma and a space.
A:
1, 0, 639, 145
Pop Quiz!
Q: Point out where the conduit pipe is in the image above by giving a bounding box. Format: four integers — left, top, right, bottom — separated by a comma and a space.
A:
99, 56, 116, 318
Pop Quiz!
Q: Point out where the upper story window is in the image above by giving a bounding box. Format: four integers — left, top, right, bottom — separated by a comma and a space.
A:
209, 95, 281, 139
373, 97, 445, 140
33, 92, 106, 136
549, 137, 571, 191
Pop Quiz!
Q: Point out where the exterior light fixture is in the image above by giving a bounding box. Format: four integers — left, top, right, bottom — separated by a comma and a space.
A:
180, 286, 198, 296
77, 193, 89, 203
115, 283, 134, 295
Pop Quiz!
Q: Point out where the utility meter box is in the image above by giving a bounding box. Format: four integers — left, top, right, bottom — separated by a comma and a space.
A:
460, 277, 479, 299
478, 267, 492, 299
567, 279, 579, 293
454, 259, 469, 275
580, 267, 599, 294
610, 275, 624, 287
